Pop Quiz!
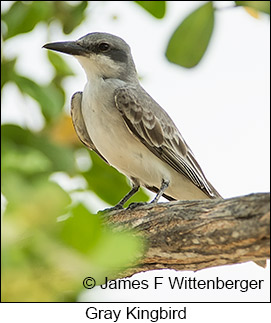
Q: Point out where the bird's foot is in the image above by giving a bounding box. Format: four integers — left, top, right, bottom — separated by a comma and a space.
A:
127, 202, 148, 210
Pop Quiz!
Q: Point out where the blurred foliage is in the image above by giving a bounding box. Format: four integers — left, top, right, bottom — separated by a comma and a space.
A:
1, 1, 88, 40
166, 2, 214, 68
243, 6, 260, 19
1, 1, 147, 302
1, 0, 269, 302
165, 1, 270, 68
2, 183, 143, 301
235, 1, 270, 14
135, 1, 166, 19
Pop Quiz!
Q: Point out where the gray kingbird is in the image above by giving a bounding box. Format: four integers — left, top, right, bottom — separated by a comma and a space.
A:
43, 32, 221, 208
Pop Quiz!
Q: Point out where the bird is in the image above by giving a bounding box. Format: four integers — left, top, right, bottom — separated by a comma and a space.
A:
43, 32, 222, 209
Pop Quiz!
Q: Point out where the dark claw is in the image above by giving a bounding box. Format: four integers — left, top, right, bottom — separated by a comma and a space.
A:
127, 202, 148, 210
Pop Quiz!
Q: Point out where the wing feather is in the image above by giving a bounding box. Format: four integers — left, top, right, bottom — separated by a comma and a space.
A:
115, 86, 221, 198
71, 91, 108, 163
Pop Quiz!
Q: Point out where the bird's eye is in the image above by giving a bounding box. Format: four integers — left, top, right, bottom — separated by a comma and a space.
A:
98, 42, 110, 52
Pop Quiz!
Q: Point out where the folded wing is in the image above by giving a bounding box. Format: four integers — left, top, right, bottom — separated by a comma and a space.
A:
71, 91, 108, 163
114, 86, 221, 198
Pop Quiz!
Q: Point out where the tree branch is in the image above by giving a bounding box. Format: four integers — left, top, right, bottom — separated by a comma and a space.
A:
105, 193, 270, 277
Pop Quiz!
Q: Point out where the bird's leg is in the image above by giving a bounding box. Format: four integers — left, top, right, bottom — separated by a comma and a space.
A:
100, 185, 140, 214
128, 179, 170, 210
114, 185, 140, 209
151, 179, 169, 204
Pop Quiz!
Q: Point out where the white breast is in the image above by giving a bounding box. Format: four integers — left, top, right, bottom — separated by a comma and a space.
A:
81, 79, 169, 186
81, 78, 209, 200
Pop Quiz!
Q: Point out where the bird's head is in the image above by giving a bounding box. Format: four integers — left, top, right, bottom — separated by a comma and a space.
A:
43, 32, 138, 82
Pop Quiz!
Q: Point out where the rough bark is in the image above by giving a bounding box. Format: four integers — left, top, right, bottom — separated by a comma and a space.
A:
104, 193, 270, 278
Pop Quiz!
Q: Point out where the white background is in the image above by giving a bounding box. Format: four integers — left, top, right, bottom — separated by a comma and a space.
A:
1, 0, 270, 321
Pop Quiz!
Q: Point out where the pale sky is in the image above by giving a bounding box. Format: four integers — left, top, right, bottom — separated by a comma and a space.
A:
1, 0, 270, 312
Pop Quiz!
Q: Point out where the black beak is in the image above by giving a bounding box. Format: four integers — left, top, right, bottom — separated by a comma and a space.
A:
42, 41, 87, 56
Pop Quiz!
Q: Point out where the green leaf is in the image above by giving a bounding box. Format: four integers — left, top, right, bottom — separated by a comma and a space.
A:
89, 230, 144, 269
1, 124, 76, 176
47, 51, 75, 77
166, 2, 215, 68
2, 172, 71, 222
235, 1, 270, 14
135, 1, 166, 19
53, 1, 89, 34
82, 151, 150, 206
2, 146, 52, 175
1, 57, 17, 89
1, 176, 75, 302
1, 1, 53, 40
60, 203, 102, 254
13, 74, 65, 121
59, 202, 144, 273
1, 1, 89, 41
